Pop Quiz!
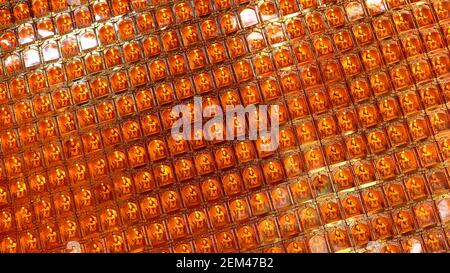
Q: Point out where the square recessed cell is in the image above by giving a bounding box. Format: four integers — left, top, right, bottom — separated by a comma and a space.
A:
37, 18, 55, 39
79, 31, 98, 51
23, 48, 41, 68
18, 23, 36, 45
42, 42, 60, 62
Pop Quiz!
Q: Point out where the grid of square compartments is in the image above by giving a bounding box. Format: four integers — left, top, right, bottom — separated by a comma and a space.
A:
0, 0, 450, 253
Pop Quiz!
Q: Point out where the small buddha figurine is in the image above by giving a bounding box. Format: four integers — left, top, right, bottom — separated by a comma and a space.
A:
82, 215, 98, 236
306, 13, 324, 33
368, 132, 386, 151
220, 14, 237, 34
149, 223, 166, 244
98, 183, 112, 202
300, 207, 320, 230
171, 217, 187, 238
164, 191, 179, 212
424, 232, 446, 252
287, 240, 306, 253
239, 226, 256, 249
129, 228, 144, 250
409, 119, 426, 140
322, 202, 340, 222
327, 8, 344, 27
104, 208, 118, 229
218, 232, 234, 251
402, 238, 423, 253
110, 234, 125, 253
201, 20, 218, 40
291, 179, 310, 201
334, 31, 352, 51
334, 170, 353, 190
0, 188, 7, 206
352, 224, 370, 246
232, 199, 249, 221
190, 211, 207, 233
196, 238, 213, 253
298, 123, 315, 143
124, 202, 138, 223
405, 177, 426, 199
203, 180, 220, 201
415, 204, 435, 227
210, 205, 226, 227
0, 211, 13, 233
175, 3, 193, 21
23, 232, 38, 252
259, 220, 277, 242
